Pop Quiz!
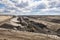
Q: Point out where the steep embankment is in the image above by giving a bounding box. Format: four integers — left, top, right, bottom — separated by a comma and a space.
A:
0, 28, 60, 40
0, 16, 60, 40
0, 16, 13, 25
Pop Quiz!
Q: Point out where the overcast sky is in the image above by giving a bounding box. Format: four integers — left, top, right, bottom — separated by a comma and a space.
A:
0, 0, 60, 15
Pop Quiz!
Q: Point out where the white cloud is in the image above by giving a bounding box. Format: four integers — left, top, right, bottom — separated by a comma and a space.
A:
0, 8, 4, 13
0, 0, 60, 15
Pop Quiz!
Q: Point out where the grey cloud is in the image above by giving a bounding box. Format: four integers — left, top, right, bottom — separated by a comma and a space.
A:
10, 0, 17, 3
49, 1, 56, 8
3, 10, 10, 13
56, 3, 60, 8
35, 3, 46, 9
33, 0, 42, 1
15, 1, 28, 8
46, 10, 60, 13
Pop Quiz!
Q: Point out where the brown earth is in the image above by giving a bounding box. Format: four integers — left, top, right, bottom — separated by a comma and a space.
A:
0, 28, 59, 40
0, 16, 60, 40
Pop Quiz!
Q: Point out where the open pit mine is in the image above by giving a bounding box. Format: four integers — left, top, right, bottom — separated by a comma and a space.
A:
0, 15, 60, 40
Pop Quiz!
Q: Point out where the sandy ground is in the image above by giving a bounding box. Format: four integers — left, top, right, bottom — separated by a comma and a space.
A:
0, 16, 60, 40
0, 16, 12, 22
0, 16, 12, 25
0, 28, 59, 40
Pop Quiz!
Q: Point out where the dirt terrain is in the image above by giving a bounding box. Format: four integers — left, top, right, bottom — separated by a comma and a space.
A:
0, 16, 60, 40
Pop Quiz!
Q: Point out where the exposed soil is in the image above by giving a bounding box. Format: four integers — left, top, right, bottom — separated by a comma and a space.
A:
0, 16, 60, 40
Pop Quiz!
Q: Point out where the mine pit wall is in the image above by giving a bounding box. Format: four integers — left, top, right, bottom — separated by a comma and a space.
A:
44, 22, 60, 31
0, 16, 60, 32
28, 18, 60, 31
41, 21, 60, 31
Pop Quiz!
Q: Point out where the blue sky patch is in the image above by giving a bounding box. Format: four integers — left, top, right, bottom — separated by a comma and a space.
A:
0, 3, 5, 8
